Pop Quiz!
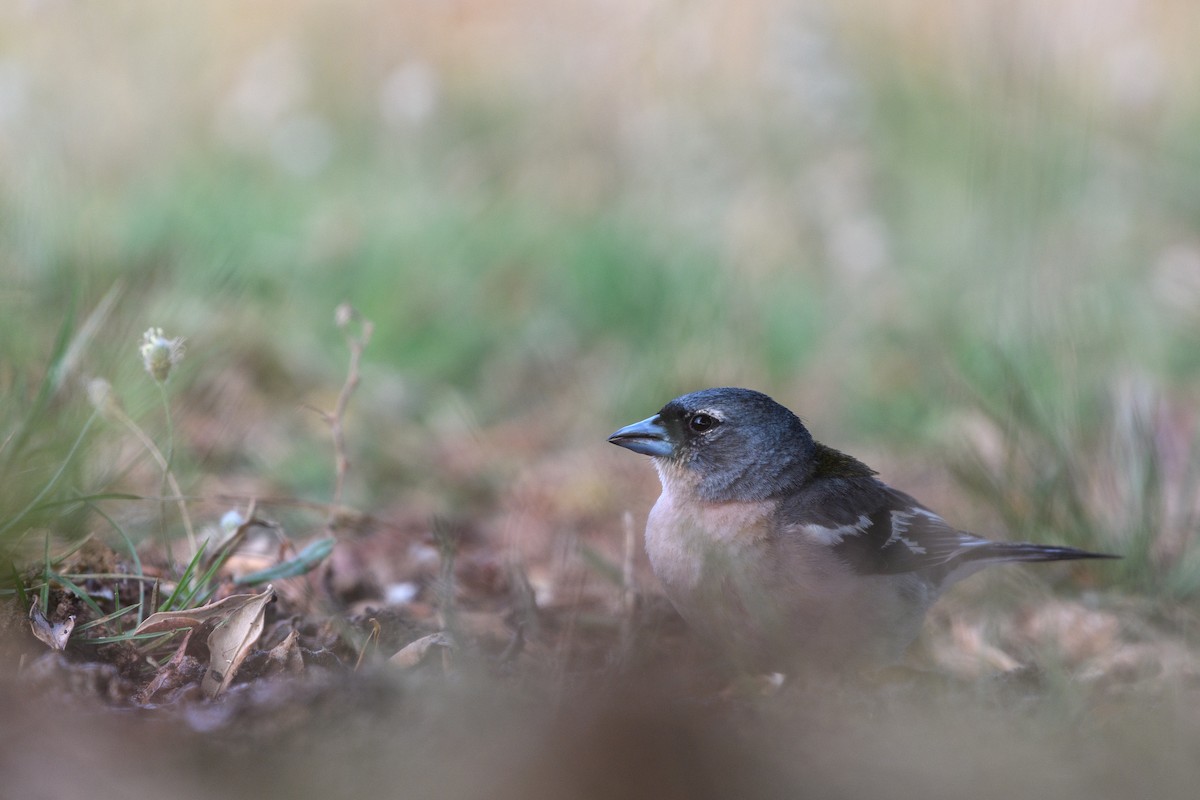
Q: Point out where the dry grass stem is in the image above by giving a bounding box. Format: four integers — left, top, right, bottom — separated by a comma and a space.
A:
322, 305, 374, 530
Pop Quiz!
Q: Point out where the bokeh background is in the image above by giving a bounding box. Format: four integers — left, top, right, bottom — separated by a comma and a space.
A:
4, 2, 1200, 796
5, 0, 1199, 586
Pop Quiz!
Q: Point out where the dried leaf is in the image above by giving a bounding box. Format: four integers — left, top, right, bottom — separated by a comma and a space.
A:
134, 589, 272, 636
135, 626, 205, 704
262, 629, 304, 676
28, 597, 74, 651
388, 631, 454, 669
201, 585, 274, 698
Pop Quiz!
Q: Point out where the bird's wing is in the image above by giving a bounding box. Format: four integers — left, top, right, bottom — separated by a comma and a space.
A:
783, 482, 1115, 583
781, 484, 995, 582
777, 474, 1113, 587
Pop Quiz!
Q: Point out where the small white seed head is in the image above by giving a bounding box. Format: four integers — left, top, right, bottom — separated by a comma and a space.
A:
220, 509, 246, 534
139, 327, 185, 383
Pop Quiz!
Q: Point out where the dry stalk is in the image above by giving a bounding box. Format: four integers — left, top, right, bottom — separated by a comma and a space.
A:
550, 534, 586, 702
432, 517, 459, 634
104, 401, 197, 557
320, 304, 374, 531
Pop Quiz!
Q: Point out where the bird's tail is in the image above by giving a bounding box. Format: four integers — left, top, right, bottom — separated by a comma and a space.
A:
936, 540, 1119, 587
973, 542, 1120, 564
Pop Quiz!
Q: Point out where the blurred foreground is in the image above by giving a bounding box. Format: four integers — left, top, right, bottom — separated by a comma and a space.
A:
6, 631, 1200, 800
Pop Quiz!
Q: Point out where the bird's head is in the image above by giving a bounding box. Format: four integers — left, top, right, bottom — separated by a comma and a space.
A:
607, 387, 816, 502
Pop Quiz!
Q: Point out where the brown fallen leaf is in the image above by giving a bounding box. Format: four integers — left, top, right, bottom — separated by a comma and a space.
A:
133, 590, 271, 636
28, 597, 74, 651
388, 631, 454, 669
135, 626, 206, 704
262, 629, 304, 677
201, 585, 274, 698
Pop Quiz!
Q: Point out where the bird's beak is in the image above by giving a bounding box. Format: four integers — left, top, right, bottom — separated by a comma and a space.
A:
607, 414, 673, 457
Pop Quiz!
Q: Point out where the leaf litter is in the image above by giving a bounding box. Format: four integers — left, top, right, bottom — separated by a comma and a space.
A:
28, 596, 74, 651
5, 309, 1200, 799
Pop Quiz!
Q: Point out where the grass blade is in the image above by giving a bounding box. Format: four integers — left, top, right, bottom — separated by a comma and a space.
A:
233, 537, 335, 585
89, 501, 147, 625
0, 410, 100, 541
74, 604, 138, 632
158, 540, 209, 613
48, 572, 106, 618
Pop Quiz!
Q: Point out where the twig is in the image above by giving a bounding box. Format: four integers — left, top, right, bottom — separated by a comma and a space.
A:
320, 304, 373, 530
507, 558, 540, 640
432, 517, 459, 634
354, 618, 381, 671
551, 535, 586, 702
431, 517, 462, 674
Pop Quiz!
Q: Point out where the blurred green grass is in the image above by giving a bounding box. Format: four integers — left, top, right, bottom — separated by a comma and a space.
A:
2, 0, 1199, 592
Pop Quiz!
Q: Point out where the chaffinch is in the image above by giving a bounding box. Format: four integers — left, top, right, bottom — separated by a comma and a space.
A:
608, 387, 1117, 671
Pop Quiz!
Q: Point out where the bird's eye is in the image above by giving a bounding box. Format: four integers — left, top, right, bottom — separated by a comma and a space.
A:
688, 413, 719, 433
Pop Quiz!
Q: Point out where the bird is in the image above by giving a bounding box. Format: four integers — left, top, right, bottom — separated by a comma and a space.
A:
607, 387, 1118, 672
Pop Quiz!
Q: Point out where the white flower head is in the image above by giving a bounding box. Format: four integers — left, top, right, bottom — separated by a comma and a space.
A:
220, 509, 246, 534
139, 327, 185, 383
